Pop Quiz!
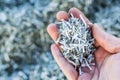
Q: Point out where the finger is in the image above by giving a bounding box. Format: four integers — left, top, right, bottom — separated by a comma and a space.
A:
56, 11, 69, 21
51, 44, 78, 80
47, 23, 58, 41
92, 23, 120, 53
94, 40, 100, 48
78, 73, 92, 80
94, 47, 110, 68
47, 11, 69, 41
81, 66, 95, 74
68, 7, 92, 25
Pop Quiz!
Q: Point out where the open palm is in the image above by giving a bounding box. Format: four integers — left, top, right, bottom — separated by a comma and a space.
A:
47, 8, 120, 80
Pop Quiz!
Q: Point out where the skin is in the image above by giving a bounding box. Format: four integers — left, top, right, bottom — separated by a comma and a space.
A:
47, 8, 120, 80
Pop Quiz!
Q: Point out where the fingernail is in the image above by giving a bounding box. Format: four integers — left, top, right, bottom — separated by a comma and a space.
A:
88, 22, 93, 25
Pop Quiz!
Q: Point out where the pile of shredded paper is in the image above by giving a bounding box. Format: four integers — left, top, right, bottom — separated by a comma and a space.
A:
56, 14, 95, 75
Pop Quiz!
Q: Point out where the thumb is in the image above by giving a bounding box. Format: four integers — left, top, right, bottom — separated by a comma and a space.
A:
92, 23, 120, 53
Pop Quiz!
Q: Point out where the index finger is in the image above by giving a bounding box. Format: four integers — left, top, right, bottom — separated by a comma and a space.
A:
68, 7, 92, 25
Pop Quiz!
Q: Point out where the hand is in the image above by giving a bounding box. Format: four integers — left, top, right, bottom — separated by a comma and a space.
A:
47, 8, 120, 80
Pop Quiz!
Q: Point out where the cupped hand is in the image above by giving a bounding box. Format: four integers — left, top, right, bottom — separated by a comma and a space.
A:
47, 8, 120, 80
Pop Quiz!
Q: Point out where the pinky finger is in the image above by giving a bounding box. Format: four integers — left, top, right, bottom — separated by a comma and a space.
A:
51, 44, 78, 80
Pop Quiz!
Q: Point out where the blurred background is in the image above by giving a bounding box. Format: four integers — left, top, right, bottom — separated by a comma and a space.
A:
0, 0, 120, 80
